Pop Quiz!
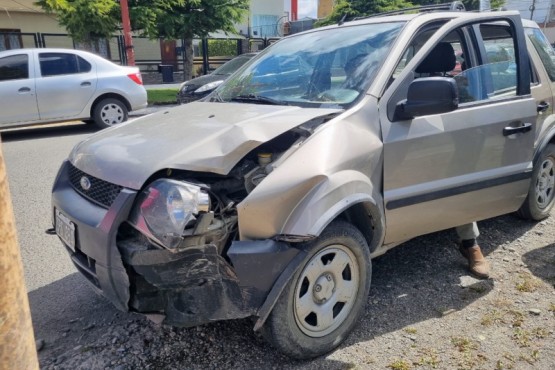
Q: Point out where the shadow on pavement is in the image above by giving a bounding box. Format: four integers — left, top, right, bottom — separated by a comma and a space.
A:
522, 242, 555, 286
0, 122, 97, 143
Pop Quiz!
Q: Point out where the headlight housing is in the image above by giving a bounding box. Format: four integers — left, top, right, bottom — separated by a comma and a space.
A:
129, 179, 210, 250
194, 80, 224, 94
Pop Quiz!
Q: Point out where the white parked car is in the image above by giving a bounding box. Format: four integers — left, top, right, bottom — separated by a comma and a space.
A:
0, 48, 147, 129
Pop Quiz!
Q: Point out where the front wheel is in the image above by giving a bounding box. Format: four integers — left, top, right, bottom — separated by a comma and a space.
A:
93, 98, 128, 129
262, 221, 371, 359
517, 143, 555, 220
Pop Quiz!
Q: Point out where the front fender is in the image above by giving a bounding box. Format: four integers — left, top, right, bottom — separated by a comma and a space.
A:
280, 170, 383, 242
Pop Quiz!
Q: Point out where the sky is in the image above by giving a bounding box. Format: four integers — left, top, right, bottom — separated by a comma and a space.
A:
298, 0, 318, 19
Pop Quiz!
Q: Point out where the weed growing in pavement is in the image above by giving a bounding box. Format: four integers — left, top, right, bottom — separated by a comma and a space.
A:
451, 336, 478, 352
480, 309, 524, 327
515, 273, 542, 292
404, 327, 417, 334
519, 349, 540, 364
415, 348, 441, 368
481, 309, 505, 326
387, 359, 411, 370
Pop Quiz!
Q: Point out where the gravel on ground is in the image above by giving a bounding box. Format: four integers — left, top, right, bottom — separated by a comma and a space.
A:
37, 212, 555, 370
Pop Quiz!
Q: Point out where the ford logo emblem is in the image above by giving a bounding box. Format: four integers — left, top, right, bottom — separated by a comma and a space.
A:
80, 176, 91, 191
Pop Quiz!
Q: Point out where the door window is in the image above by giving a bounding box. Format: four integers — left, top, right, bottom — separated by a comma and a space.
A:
39, 53, 91, 77
0, 54, 29, 81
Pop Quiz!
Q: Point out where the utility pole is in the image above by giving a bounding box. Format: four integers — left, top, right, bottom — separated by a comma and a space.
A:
120, 0, 135, 66
0, 142, 39, 370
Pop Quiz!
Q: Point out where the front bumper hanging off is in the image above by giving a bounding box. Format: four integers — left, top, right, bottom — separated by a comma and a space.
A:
52, 160, 303, 327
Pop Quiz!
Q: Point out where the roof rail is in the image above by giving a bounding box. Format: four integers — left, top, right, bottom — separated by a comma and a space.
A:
352, 1, 465, 21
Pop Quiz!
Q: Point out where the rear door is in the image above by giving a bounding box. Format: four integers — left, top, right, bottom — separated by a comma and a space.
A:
35, 51, 97, 120
378, 15, 537, 244
0, 52, 39, 125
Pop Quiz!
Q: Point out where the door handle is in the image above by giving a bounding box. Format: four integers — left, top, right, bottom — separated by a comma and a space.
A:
537, 101, 550, 112
80, 81, 92, 87
503, 122, 532, 136
18, 87, 31, 93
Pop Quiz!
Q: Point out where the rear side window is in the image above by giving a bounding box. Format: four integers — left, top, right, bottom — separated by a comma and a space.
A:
526, 27, 555, 82
39, 53, 91, 77
0, 54, 28, 81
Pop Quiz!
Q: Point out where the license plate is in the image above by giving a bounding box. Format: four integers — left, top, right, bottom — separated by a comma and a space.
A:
55, 209, 75, 252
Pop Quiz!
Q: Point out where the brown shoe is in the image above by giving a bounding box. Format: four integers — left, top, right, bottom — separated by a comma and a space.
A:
459, 244, 490, 279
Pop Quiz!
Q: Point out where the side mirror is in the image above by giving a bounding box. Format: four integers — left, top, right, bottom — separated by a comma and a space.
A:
394, 77, 459, 121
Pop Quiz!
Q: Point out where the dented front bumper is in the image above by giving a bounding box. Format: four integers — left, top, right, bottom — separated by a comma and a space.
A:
52, 160, 301, 327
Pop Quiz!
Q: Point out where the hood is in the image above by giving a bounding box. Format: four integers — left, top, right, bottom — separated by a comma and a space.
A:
70, 102, 342, 190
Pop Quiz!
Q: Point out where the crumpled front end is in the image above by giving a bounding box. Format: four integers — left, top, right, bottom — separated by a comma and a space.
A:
52, 157, 302, 327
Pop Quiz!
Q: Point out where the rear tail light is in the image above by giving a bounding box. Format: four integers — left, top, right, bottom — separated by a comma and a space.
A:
127, 72, 143, 85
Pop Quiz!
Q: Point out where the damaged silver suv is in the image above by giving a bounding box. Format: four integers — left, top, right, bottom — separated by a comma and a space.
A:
52, 3, 555, 359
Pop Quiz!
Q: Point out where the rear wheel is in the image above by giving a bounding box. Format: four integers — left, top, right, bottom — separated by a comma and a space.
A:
93, 98, 128, 129
517, 143, 555, 220
262, 221, 371, 359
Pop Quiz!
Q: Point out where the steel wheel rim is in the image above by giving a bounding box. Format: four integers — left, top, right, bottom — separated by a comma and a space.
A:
293, 244, 360, 337
101, 104, 124, 125
535, 156, 555, 209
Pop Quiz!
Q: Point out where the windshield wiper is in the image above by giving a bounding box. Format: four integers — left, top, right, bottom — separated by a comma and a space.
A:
230, 94, 288, 106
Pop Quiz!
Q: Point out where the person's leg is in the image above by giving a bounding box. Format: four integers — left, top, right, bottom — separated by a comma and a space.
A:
455, 222, 490, 279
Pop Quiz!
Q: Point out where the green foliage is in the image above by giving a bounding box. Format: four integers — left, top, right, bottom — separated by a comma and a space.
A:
130, 0, 248, 40
412, 1, 506, 11
316, 0, 506, 27
147, 88, 179, 104
207, 40, 237, 57
35, 0, 119, 41
316, 0, 413, 26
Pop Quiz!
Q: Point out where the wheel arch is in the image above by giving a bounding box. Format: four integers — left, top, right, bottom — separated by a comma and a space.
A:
534, 124, 555, 164
279, 171, 385, 254
90, 93, 132, 117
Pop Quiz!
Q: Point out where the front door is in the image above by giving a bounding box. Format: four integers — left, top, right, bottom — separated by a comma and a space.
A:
34, 51, 97, 120
379, 17, 537, 244
0, 53, 40, 125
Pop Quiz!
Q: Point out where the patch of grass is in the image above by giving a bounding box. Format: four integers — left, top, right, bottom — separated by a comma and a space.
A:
519, 350, 540, 364
512, 328, 532, 347
147, 88, 179, 104
415, 348, 441, 368
387, 359, 411, 370
481, 309, 505, 326
404, 327, 417, 335
480, 309, 524, 327
451, 336, 478, 352
515, 274, 542, 293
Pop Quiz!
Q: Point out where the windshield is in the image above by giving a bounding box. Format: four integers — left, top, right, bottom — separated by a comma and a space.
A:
213, 22, 404, 108
213, 55, 254, 75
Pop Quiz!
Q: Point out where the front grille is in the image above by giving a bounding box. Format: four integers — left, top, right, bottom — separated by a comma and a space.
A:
68, 163, 123, 208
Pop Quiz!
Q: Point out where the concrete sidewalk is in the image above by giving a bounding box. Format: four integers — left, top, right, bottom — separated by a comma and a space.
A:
129, 104, 179, 117
144, 83, 182, 90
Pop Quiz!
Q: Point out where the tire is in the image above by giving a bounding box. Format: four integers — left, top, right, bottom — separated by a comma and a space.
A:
262, 220, 371, 359
517, 143, 555, 220
93, 98, 128, 129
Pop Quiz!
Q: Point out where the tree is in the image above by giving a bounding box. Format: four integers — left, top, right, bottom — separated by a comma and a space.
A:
36, 0, 119, 42
316, 0, 413, 26
412, 0, 506, 10
130, 0, 248, 80
316, 0, 506, 26
36, 0, 249, 80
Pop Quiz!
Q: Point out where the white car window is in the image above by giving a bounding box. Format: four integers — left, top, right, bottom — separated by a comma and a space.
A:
39, 52, 91, 77
0, 54, 28, 81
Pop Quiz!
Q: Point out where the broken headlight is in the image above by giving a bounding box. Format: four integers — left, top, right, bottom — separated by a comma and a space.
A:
129, 179, 210, 250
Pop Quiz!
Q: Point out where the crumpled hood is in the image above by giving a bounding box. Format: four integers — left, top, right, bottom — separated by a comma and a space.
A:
70, 102, 342, 189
